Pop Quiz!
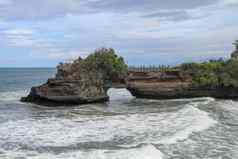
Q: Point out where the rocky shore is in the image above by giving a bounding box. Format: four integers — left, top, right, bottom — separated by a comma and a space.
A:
22, 43, 238, 106
126, 70, 238, 99
127, 42, 238, 100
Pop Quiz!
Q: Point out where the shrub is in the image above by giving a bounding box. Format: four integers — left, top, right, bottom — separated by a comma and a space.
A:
219, 59, 238, 87
68, 48, 127, 82
81, 48, 128, 82
55, 48, 128, 85
179, 59, 226, 87
179, 56, 238, 88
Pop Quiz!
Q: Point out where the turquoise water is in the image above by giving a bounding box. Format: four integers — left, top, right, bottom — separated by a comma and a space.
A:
0, 68, 238, 159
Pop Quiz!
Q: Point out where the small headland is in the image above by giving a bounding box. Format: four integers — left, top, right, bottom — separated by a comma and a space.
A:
21, 48, 128, 106
127, 41, 238, 99
21, 41, 238, 106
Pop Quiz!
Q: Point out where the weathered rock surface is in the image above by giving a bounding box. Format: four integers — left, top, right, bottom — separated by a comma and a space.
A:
126, 70, 238, 99
21, 78, 109, 106
21, 48, 127, 106
22, 45, 238, 105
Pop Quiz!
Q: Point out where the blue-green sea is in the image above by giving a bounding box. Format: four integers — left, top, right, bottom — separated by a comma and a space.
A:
0, 68, 238, 159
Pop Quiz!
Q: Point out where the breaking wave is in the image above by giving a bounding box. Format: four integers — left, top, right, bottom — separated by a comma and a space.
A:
0, 90, 28, 102
0, 94, 217, 159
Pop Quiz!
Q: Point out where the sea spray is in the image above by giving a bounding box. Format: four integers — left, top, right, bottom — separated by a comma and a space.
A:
0, 90, 29, 101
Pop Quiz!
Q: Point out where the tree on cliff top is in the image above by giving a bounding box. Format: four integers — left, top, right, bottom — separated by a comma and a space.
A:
56, 48, 128, 84
179, 59, 225, 87
219, 58, 238, 87
81, 48, 128, 83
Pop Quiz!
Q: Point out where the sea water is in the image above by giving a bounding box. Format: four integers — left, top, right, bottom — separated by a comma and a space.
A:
0, 68, 237, 159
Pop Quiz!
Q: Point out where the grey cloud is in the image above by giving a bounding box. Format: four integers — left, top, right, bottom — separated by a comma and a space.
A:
0, 0, 219, 20
142, 10, 192, 21
0, 0, 92, 20
88, 0, 218, 11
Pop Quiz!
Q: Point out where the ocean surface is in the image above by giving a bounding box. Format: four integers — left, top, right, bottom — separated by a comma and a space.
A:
0, 68, 238, 159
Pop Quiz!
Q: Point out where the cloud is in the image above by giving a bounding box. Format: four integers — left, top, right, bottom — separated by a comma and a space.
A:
220, 0, 238, 6
31, 48, 92, 62
0, 0, 220, 20
0, 0, 237, 67
0, 28, 58, 49
47, 50, 90, 60
1, 28, 34, 47
94, 0, 217, 10
0, 0, 11, 5
3, 28, 34, 35
0, 0, 82, 19
88, 0, 219, 13
142, 10, 193, 21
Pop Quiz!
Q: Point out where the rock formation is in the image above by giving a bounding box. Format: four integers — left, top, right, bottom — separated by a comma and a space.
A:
126, 70, 238, 99
22, 42, 238, 105
126, 42, 238, 99
21, 48, 128, 106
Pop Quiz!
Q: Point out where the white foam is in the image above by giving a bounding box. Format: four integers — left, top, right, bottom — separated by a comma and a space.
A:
107, 88, 134, 101
0, 90, 28, 101
0, 95, 217, 159
69, 145, 163, 159
168, 97, 215, 103
159, 106, 217, 144
0, 99, 217, 149
2, 145, 163, 159
219, 100, 238, 112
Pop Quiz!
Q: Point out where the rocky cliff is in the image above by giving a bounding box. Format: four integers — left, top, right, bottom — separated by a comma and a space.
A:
22, 44, 238, 105
21, 48, 127, 106
21, 65, 109, 106
126, 70, 238, 99
126, 43, 238, 100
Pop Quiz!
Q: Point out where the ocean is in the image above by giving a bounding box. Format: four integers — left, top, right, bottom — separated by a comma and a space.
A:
0, 68, 238, 159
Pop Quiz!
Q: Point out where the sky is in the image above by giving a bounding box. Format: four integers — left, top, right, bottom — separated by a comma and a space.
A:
0, 0, 238, 67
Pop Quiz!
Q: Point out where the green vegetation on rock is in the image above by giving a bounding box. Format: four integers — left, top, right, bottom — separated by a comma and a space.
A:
219, 59, 238, 87
179, 41, 238, 87
179, 59, 225, 87
22, 48, 128, 106
57, 48, 128, 85
82, 48, 128, 82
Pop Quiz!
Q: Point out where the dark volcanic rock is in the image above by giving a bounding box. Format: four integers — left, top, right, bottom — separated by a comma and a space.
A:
21, 48, 127, 106
127, 84, 238, 99
21, 79, 109, 106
